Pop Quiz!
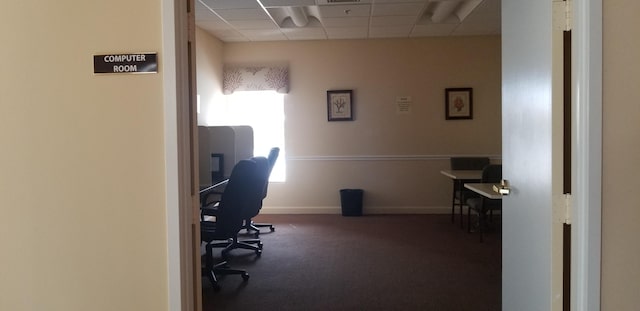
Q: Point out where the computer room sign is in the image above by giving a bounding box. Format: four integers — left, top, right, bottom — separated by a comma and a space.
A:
93, 53, 157, 74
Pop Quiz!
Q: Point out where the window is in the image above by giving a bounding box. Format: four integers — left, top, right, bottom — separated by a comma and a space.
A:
207, 90, 286, 181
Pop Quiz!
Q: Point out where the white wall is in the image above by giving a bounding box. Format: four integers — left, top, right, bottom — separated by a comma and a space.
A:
0, 2, 169, 310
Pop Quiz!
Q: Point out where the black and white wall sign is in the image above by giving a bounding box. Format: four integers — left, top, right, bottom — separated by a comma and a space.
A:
94, 53, 157, 74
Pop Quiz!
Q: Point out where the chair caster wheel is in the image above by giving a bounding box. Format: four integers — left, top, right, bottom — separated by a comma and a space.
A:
242, 273, 250, 281
256, 249, 262, 256
270, 227, 275, 232
258, 243, 264, 249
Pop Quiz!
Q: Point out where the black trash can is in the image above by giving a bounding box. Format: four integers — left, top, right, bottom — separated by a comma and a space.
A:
340, 189, 363, 216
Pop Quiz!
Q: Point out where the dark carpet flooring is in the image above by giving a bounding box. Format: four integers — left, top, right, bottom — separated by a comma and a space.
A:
202, 214, 501, 311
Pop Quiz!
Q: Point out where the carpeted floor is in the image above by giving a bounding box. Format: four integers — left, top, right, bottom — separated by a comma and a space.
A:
202, 214, 501, 311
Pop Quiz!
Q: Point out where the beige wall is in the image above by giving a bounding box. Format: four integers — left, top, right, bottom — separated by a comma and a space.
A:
196, 27, 224, 126
0, 2, 168, 311
197, 35, 502, 212
602, 0, 640, 309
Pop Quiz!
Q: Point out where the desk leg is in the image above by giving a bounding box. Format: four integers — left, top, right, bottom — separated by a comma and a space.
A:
451, 181, 457, 223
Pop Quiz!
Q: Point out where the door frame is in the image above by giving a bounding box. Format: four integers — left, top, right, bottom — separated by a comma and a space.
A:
161, 0, 604, 310
163, 0, 200, 310
572, 0, 602, 309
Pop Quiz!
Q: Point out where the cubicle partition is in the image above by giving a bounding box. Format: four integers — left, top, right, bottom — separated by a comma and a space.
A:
198, 125, 254, 187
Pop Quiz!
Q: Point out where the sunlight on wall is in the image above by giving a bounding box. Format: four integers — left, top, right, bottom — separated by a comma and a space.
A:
207, 90, 286, 181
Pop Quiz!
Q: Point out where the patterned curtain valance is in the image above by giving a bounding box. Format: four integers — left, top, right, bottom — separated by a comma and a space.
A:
223, 65, 289, 94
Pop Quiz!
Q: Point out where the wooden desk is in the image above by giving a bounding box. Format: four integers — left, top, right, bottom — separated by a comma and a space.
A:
441, 170, 482, 227
464, 183, 503, 200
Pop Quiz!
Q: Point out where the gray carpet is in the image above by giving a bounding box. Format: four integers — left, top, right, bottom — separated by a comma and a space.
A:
202, 214, 501, 311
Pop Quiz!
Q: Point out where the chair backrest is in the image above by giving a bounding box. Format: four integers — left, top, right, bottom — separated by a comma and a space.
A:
267, 147, 280, 176
215, 159, 263, 235
450, 157, 491, 170
251, 156, 270, 200
481, 164, 502, 183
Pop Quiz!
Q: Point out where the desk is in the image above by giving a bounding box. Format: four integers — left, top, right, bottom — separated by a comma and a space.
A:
199, 178, 229, 195
440, 170, 482, 227
199, 178, 229, 207
464, 183, 502, 240
440, 169, 482, 181
464, 183, 502, 200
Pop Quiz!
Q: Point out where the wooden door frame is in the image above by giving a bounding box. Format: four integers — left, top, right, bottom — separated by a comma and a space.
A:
163, 0, 201, 310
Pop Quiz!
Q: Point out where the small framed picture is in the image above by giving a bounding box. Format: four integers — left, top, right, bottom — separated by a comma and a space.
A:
445, 88, 473, 120
327, 90, 353, 121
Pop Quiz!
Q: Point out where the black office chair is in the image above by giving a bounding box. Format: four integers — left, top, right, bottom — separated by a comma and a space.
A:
466, 164, 502, 242
243, 147, 279, 235
205, 157, 267, 257
450, 157, 490, 228
200, 159, 263, 290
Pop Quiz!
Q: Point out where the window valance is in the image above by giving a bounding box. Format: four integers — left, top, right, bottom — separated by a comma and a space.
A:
223, 65, 289, 94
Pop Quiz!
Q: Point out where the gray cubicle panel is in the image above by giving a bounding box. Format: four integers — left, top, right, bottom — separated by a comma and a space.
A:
198, 125, 254, 186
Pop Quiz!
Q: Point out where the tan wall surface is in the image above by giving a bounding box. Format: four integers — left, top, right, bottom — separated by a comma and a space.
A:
198, 36, 502, 212
0, 2, 168, 311
602, 0, 640, 309
196, 27, 224, 126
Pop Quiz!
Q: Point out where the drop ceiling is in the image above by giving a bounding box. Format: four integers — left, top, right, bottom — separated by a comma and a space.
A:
195, 0, 501, 42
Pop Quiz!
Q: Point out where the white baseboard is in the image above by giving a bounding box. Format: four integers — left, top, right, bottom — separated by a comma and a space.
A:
260, 206, 450, 215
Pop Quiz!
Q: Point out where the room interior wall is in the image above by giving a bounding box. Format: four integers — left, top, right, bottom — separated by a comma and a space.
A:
195, 27, 224, 126
196, 34, 502, 213
0, 2, 169, 311
601, 0, 640, 308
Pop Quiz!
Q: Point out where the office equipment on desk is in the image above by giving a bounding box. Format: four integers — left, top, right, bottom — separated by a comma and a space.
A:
210, 153, 224, 181
464, 164, 502, 242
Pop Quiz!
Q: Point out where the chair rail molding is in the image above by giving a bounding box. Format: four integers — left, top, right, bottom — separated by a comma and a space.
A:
289, 154, 502, 162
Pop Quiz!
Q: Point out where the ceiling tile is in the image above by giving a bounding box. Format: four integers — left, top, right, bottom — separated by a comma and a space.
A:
318, 4, 371, 18
214, 8, 271, 20
371, 3, 426, 16
261, 0, 316, 7
320, 16, 369, 28
226, 19, 279, 30
371, 15, 417, 27
194, 0, 502, 42
195, 1, 219, 21
197, 20, 232, 31
199, 0, 261, 9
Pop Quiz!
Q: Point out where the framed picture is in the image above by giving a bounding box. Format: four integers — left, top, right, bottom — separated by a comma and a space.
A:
445, 88, 473, 120
327, 90, 353, 121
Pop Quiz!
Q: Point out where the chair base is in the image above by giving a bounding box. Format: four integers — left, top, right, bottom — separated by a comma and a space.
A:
210, 236, 263, 258
242, 219, 275, 237
202, 243, 249, 291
